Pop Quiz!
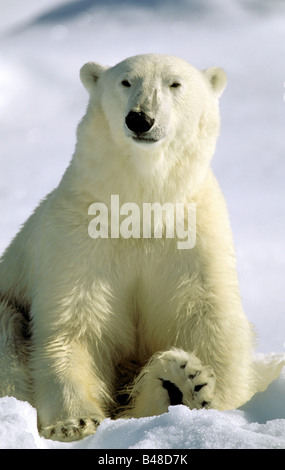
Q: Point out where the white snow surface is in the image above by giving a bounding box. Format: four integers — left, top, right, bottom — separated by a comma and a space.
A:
0, 0, 285, 449
1, 357, 285, 449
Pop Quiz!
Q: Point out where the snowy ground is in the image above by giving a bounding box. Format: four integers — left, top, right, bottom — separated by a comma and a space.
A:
0, 0, 285, 450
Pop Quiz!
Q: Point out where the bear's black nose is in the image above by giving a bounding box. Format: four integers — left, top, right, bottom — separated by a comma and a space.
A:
125, 111, 154, 135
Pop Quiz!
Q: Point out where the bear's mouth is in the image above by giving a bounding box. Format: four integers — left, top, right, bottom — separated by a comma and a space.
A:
132, 136, 159, 144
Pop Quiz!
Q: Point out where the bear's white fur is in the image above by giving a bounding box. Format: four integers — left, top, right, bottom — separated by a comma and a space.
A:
0, 54, 257, 441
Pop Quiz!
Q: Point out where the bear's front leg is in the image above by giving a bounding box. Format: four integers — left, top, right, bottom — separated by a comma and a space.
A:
128, 348, 216, 418
31, 336, 109, 442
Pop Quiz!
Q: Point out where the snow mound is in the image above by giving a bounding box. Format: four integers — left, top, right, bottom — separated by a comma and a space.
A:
0, 356, 284, 449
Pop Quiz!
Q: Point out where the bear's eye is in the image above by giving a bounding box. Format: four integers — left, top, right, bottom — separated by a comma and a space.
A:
121, 80, 131, 88
170, 82, 181, 88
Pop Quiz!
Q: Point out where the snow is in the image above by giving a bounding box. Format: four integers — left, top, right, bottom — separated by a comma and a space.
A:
0, 0, 285, 450
1, 364, 285, 449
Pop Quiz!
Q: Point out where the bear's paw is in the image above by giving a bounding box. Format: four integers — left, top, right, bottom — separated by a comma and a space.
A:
40, 416, 100, 442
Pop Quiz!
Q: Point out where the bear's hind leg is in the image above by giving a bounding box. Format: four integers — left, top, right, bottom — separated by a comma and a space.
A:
127, 348, 216, 418
0, 299, 32, 403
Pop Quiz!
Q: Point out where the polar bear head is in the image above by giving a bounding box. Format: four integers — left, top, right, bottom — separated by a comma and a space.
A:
80, 54, 226, 149
79, 54, 226, 194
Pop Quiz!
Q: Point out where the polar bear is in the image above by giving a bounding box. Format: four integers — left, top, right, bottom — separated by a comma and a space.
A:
0, 53, 256, 442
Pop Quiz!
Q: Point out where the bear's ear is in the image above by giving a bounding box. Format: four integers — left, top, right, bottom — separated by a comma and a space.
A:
80, 62, 107, 92
203, 67, 227, 97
